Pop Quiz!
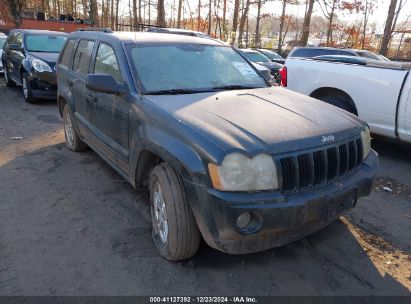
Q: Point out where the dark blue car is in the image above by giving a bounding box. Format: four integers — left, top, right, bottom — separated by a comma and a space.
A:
57, 29, 378, 261
2, 29, 67, 103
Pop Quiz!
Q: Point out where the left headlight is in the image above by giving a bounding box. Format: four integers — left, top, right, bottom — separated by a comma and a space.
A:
208, 153, 279, 192
361, 126, 372, 160
32, 58, 52, 72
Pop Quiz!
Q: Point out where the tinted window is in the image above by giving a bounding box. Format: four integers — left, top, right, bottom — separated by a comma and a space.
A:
129, 44, 266, 93
0, 38, 6, 49
338, 50, 356, 56
59, 39, 77, 68
25, 34, 66, 52
313, 49, 339, 56
73, 40, 95, 75
94, 43, 122, 82
289, 48, 314, 57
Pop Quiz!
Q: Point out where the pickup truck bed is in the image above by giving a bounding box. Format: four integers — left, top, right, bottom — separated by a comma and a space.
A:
283, 57, 411, 143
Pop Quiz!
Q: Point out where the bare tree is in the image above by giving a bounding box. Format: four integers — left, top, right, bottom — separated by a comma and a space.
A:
5, 0, 24, 26
380, 0, 398, 56
238, 0, 251, 47
177, 0, 183, 28
255, 0, 263, 47
231, 0, 240, 44
299, 0, 314, 46
157, 0, 166, 26
208, 0, 212, 34
318, 0, 338, 46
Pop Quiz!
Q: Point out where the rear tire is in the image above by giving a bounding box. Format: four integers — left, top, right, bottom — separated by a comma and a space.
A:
316, 92, 356, 115
149, 163, 201, 261
22, 72, 36, 103
63, 104, 88, 152
3, 65, 15, 87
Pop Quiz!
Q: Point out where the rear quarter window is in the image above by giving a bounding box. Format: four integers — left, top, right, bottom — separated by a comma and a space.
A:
59, 39, 77, 68
73, 40, 95, 75
289, 48, 315, 58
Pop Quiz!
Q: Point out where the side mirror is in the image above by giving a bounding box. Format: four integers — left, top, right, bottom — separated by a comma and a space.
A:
9, 44, 23, 52
85, 74, 126, 95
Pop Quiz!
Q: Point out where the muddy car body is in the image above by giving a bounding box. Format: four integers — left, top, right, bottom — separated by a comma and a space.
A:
57, 30, 378, 260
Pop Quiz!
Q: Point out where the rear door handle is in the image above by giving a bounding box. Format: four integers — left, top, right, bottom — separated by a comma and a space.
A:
87, 95, 97, 103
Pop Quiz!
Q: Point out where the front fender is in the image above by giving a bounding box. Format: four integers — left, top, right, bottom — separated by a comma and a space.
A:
129, 124, 207, 187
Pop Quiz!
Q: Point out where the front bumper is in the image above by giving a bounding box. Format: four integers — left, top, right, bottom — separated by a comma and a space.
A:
28, 71, 57, 100
184, 150, 378, 254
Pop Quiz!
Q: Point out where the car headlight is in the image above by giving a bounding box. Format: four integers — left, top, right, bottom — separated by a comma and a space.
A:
32, 58, 52, 72
208, 153, 279, 191
361, 126, 371, 160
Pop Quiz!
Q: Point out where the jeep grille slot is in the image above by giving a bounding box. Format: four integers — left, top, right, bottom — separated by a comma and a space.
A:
280, 137, 363, 192
281, 157, 297, 191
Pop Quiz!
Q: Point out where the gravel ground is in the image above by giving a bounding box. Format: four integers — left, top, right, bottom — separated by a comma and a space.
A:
0, 78, 410, 296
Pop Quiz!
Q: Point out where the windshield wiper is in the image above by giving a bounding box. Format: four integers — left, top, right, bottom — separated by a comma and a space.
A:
144, 89, 206, 95
209, 85, 260, 91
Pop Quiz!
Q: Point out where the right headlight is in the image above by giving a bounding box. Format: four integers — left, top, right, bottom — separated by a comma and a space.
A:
361, 126, 371, 160
32, 58, 52, 72
208, 153, 279, 192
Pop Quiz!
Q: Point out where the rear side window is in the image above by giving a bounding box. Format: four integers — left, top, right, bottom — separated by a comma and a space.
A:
312, 49, 339, 56
59, 39, 77, 68
73, 40, 95, 75
94, 43, 122, 82
290, 48, 314, 58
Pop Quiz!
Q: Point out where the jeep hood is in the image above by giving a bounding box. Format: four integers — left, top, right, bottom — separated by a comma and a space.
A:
144, 87, 364, 156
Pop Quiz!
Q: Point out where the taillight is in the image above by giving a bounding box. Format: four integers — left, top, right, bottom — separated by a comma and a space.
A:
279, 66, 287, 87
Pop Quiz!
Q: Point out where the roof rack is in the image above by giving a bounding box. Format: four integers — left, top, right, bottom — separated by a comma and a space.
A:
76, 28, 113, 33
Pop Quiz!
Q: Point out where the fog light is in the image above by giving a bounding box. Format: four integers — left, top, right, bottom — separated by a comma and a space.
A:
236, 212, 251, 229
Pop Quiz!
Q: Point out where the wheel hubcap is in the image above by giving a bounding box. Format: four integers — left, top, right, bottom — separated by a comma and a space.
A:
64, 111, 74, 146
153, 182, 168, 244
22, 78, 28, 99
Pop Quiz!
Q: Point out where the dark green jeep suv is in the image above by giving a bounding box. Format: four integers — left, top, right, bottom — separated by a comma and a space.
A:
57, 29, 378, 261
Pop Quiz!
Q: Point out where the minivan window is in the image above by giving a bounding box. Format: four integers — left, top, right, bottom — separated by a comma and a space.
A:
0, 38, 6, 48
73, 40, 95, 75
290, 48, 314, 57
94, 43, 122, 82
25, 34, 66, 52
129, 44, 267, 93
59, 39, 77, 68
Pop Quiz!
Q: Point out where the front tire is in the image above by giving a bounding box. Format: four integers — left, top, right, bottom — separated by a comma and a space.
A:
149, 163, 201, 261
22, 72, 36, 103
63, 104, 88, 152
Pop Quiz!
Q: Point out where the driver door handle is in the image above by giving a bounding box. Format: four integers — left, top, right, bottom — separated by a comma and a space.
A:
87, 95, 97, 103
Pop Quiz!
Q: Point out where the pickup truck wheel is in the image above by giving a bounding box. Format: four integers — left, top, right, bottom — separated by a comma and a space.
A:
22, 73, 36, 104
63, 104, 88, 152
317, 93, 355, 114
4, 66, 15, 87
149, 163, 201, 261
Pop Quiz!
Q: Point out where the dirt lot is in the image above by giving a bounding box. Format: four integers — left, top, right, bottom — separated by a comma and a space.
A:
0, 78, 410, 296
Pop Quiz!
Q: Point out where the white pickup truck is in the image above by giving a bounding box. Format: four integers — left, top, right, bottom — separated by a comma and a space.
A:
281, 57, 411, 143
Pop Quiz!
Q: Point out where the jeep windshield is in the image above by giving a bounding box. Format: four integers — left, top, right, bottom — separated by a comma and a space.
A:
25, 34, 67, 53
128, 44, 267, 94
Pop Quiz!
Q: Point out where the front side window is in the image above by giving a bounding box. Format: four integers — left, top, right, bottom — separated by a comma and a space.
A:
261, 50, 283, 60
94, 43, 122, 83
25, 34, 67, 52
73, 40, 95, 75
59, 39, 77, 68
128, 44, 267, 94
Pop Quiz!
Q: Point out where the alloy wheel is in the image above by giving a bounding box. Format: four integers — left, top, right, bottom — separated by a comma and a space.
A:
152, 182, 168, 244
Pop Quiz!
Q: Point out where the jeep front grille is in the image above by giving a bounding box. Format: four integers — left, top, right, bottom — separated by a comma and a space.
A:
280, 137, 363, 192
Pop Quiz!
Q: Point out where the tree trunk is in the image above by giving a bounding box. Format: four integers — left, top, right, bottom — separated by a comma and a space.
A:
5, 0, 23, 26
138, 0, 142, 23
255, 0, 262, 47
231, 0, 240, 45
361, 0, 369, 49
380, 0, 398, 56
197, 0, 201, 31
300, 0, 314, 46
132, 0, 137, 28
222, 0, 226, 40
89, 0, 99, 26
177, 0, 183, 28
326, 0, 336, 46
111, 0, 115, 29
278, 0, 287, 53
115, 0, 120, 30
238, 0, 250, 47
208, 0, 212, 35
157, 0, 166, 26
